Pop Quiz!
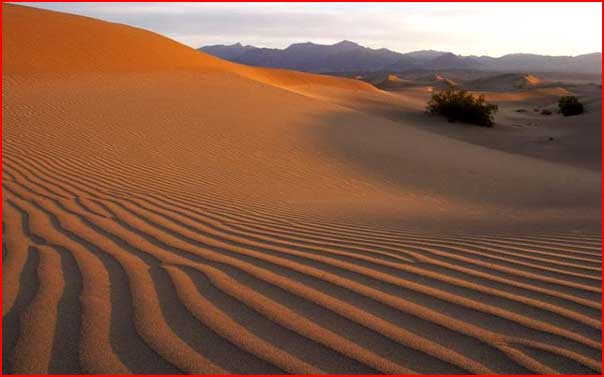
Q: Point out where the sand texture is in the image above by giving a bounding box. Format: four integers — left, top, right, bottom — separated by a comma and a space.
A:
2, 4, 602, 374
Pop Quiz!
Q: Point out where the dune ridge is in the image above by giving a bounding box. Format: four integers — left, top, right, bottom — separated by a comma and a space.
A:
2, 3, 601, 374
2, 4, 375, 96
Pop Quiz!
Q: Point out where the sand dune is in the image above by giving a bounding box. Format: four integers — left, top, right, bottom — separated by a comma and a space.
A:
2, 4, 601, 374
465, 73, 543, 91
373, 73, 456, 92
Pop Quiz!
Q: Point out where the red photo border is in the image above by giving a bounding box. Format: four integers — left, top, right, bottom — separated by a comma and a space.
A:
0, 1, 601, 376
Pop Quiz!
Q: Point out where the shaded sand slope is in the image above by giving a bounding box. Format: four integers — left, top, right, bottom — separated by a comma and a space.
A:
345, 83, 601, 172
3, 4, 601, 374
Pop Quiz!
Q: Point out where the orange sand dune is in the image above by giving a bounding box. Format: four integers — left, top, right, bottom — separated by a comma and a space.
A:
2, 4, 601, 374
2, 4, 375, 95
465, 73, 543, 91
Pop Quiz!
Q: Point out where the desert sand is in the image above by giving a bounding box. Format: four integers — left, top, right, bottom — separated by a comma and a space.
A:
2, 4, 601, 374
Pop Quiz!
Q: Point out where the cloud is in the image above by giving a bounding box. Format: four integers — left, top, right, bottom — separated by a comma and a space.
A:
16, 2, 603, 56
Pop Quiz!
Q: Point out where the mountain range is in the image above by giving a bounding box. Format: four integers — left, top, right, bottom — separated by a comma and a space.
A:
200, 41, 602, 74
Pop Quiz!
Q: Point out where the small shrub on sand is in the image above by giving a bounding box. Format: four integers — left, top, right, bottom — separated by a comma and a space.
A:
558, 96, 584, 116
427, 88, 498, 127
541, 109, 552, 115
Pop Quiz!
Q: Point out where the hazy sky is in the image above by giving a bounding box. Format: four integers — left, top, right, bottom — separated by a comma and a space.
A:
18, 2, 603, 57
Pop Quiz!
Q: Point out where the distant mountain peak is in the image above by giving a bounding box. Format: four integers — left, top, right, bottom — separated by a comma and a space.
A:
200, 42, 258, 61
292, 41, 315, 46
334, 40, 360, 47
200, 41, 602, 75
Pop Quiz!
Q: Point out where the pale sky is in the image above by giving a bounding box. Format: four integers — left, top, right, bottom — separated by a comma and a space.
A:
17, 2, 603, 57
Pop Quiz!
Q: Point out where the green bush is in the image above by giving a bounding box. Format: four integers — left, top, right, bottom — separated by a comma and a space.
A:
427, 88, 498, 127
558, 96, 584, 116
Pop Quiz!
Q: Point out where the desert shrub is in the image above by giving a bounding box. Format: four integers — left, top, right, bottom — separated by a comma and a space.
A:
558, 96, 584, 116
427, 88, 498, 127
541, 109, 552, 115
